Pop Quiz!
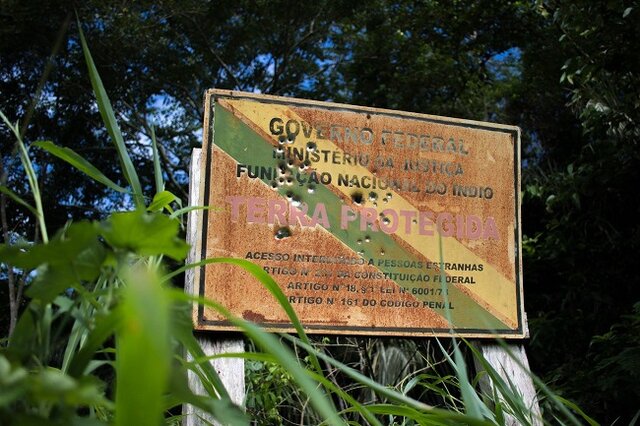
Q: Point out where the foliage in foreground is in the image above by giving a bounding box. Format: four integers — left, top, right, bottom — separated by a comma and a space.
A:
0, 20, 598, 426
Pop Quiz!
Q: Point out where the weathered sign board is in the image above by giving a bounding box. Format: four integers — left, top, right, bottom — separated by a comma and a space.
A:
193, 89, 525, 338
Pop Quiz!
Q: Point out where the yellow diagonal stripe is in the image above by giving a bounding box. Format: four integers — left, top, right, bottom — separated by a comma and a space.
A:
218, 98, 518, 327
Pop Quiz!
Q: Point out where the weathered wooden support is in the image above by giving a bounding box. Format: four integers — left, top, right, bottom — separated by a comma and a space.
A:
183, 148, 245, 426
474, 324, 542, 426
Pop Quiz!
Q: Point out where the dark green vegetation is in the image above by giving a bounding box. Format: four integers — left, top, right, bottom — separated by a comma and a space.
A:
1, 0, 639, 424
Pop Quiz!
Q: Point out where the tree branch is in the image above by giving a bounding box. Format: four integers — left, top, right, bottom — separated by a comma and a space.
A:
20, 12, 71, 138
191, 18, 245, 91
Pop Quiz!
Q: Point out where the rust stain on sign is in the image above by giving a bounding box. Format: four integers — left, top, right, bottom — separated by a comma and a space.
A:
192, 89, 526, 338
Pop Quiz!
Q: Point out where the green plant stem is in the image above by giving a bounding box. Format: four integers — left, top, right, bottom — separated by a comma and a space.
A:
150, 126, 164, 194
16, 137, 48, 243
0, 112, 48, 243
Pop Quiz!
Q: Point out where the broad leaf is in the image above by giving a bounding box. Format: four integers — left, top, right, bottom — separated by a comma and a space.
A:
100, 210, 188, 260
147, 190, 177, 212
116, 267, 171, 426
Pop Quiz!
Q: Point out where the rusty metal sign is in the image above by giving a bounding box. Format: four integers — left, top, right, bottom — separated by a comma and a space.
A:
192, 89, 525, 338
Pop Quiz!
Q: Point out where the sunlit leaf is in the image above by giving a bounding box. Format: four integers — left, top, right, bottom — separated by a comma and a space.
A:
77, 21, 144, 209
116, 267, 171, 426
100, 210, 189, 260
147, 190, 177, 213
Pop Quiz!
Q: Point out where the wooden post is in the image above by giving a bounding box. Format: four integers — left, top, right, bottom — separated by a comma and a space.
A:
183, 148, 245, 426
474, 318, 542, 426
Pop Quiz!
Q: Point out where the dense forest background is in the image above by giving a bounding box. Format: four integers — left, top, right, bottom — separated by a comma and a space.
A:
1, 0, 638, 423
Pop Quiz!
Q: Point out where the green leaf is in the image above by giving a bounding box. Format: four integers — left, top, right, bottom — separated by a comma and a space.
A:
169, 205, 221, 220
116, 267, 171, 426
0, 185, 38, 216
17, 368, 114, 418
0, 355, 28, 406
27, 244, 107, 303
150, 125, 164, 194
1, 222, 102, 270
23, 222, 107, 303
67, 310, 122, 378
556, 396, 599, 426
100, 210, 189, 260
77, 21, 144, 209
33, 141, 127, 193
0, 110, 48, 242
0, 243, 32, 268
147, 190, 177, 212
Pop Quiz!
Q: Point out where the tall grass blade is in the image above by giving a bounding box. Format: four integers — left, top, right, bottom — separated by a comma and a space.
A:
61, 312, 85, 374
77, 21, 144, 209
116, 267, 171, 426
178, 331, 232, 401
33, 141, 127, 193
0, 111, 48, 242
555, 396, 599, 426
149, 125, 164, 194
436, 339, 493, 421
163, 257, 323, 374
67, 310, 121, 378
0, 185, 38, 216
351, 404, 494, 426
147, 190, 177, 212
169, 205, 220, 220
437, 236, 487, 420
284, 335, 501, 426
280, 334, 431, 413
163, 380, 248, 426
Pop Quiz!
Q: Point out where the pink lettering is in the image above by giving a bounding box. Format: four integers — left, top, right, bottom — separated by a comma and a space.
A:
359, 207, 379, 231
399, 210, 416, 234
341, 205, 357, 229
437, 212, 454, 237
483, 217, 499, 240
246, 197, 266, 223
419, 211, 434, 236
380, 209, 398, 234
310, 203, 330, 228
466, 215, 482, 239
267, 199, 288, 225
227, 195, 246, 221
289, 203, 310, 226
